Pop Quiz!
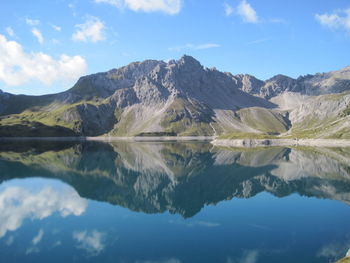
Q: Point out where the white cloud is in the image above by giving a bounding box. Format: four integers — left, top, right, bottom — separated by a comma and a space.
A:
26, 18, 40, 26
52, 25, 62, 32
237, 0, 259, 23
5, 27, 14, 37
0, 34, 87, 86
31, 28, 44, 44
169, 43, 220, 52
95, 0, 182, 15
95, 0, 121, 7
124, 0, 181, 15
0, 184, 87, 238
73, 230, 106, 256
223, 3, 234, 17
72, 17, 105, 43
315, 9, 350, 32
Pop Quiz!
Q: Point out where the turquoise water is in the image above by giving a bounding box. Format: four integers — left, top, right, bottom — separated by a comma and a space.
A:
0, 141, 350, 263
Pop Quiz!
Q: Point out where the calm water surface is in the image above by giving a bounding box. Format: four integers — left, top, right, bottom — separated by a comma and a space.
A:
0, 141, 350, 263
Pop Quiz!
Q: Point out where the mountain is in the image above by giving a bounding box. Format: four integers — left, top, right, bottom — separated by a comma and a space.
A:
1, 141, 350, 217
0, 55, 350, 138
239, 66, 350, 99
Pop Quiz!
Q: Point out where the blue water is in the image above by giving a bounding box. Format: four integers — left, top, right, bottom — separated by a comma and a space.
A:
0, 141, 349, 263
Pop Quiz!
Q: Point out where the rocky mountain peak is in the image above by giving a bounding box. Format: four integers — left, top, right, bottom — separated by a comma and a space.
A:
2, 56, 350, 138
267, 74, 295, 82
176, 55, 203, 70
236, 74, 265, 95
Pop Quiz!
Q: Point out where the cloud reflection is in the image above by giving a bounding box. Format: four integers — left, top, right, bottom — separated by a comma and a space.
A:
73, 230, 106, 256
227, 250, 260, 263
32, 229, 44, 245
317, 240, 350, 261
0, 185, 87, 238
26, 229, 45, 254
135, 258, 182, 263
168, 220, 220, 228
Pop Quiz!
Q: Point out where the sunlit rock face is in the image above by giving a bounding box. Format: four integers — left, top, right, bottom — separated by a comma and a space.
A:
1, 141, 350, 217
2, 56, 349, 138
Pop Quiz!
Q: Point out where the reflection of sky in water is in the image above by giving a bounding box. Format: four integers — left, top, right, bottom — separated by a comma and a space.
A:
1, 142, 350, 262
0, 178, 87, 238
0, 178, 350, 263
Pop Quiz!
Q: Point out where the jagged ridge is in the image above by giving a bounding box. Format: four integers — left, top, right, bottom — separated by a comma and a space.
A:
0, 55, 350, 138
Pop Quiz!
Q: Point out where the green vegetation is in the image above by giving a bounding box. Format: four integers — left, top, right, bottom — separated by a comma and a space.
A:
218, 132, 278, 139
0, 122, 77, 137
1, 82, 349, 138
110, 109, 135, 136
238, 107, 290, 134
160, 98, 215, 136
69, 78, 112, 99
0, 100, 113, 136
324, 90, 350, 102
1, 93, 56, 115
326, 127, 350, 139
342, 103, 350, 116
1, 102, 81, 128
288, 111, 350, 139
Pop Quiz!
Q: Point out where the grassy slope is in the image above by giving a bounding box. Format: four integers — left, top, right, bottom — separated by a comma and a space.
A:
160, 98, 214, 136
0, 99, 110, 136
1, 93, 57, 115
109, 109, 135, 136
238, 107, 290, 134
220, 92, 350, 139
1, 89, 350, 138
289, 93, 350, 139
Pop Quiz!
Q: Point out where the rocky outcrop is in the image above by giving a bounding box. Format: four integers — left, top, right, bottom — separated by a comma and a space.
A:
241, 67, 350, 99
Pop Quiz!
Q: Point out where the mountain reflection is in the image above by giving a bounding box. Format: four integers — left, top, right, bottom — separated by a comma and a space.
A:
0, 141, 350, 218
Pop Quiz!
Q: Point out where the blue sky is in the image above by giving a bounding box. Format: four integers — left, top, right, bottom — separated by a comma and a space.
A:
1, 0, 350, 95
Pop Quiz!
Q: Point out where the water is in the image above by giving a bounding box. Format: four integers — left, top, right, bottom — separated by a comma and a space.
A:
0, 141, 350, 263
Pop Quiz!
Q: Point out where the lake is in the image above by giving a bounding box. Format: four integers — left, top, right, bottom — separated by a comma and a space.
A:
0, 140, 350, 263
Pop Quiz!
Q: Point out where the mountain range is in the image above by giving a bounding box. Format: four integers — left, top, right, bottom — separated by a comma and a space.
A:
1, 55, 350, 138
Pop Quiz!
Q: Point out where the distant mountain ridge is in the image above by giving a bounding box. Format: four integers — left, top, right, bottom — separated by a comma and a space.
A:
0, 55, 350, 138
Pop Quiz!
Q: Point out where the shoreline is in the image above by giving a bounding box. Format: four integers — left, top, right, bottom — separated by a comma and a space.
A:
211, 138, 350, 147
1, 136, 350, 147
0, 136, 215, 142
